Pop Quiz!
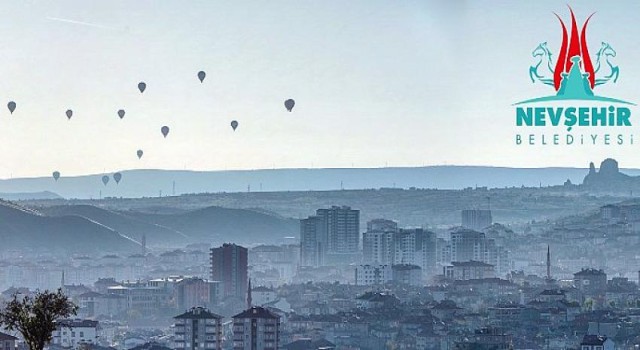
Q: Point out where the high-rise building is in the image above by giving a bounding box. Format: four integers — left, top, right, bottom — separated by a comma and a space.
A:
299, 216, 327, 267
210, 244, 248, 299
362, 219, 397, 264
392, 228, 437, 277
450, 229, 486, 263
232, 306, 280, 350
484, 239, 511, 277
300, 206, 360, 266
174, 307, 223, 350
316, 206, 360, 256
461, 209, 493, 231
436, 238, 452, 266
367, 218, 398, 232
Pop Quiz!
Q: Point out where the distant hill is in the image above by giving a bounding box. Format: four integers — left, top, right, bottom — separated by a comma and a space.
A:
0, 201, 140, 253
3, 165, 640, 199
34, 204, 298, 247
0, 191, 62, 201
23, 185, 623, 230
38, 205, 188, 248
126, 206, 299, 246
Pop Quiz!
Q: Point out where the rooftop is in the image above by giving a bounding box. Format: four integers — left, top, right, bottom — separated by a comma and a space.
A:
283, 338, 335, 350
451, 261, 494, 268
574, 268, 606, 277
0, 332, 17, 341
57, 319, 99, 328
174, 307, 222, 320
233, 306, 280, 320
581, 335, 608, 346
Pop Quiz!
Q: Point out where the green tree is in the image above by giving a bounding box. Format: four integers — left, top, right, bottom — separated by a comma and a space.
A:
0, 289, 77, 350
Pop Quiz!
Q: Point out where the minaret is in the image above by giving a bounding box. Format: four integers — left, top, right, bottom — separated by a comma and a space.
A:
247, 278, 252, 309
546, 245, 551, 281
61, 270, 65, 289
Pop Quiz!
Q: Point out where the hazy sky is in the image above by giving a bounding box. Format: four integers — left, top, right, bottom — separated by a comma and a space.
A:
0, 0, 639, 178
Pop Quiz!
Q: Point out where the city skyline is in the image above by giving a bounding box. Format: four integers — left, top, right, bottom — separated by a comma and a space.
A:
4, 2, 640, 348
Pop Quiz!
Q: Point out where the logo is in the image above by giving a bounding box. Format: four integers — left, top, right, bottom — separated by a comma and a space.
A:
515, 6, 634, 146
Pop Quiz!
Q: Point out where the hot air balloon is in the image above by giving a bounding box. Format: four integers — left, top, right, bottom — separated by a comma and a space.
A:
161, 126, 170, 138
137, 150, 143, 159
118, 109, 125, 119
197, 71, 206, 83
138, 82, 146, 93
102, 175, 110, 186
66, 109, 73, 120
7, 101, 16, 114
284, 99, 295, 112
113, 172, 122, 184
230, 120, 238, 131
52, 171, 60, 181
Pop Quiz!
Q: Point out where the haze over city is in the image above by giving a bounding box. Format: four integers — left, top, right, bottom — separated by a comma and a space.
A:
3, 1, 640, 350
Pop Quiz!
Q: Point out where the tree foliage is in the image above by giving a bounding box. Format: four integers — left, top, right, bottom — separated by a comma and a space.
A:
0, 289, 77, 350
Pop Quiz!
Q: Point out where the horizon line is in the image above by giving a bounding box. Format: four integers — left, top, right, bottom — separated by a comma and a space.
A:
0, 162, 627, 181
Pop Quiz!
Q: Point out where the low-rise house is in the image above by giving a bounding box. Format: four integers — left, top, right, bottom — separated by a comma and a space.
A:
538, 289, 566, 302
454, 327, 513, 350
444, 261, 495, 281
51, 319, 99, 349
282, 338, 335, 350
430, 300, 463, 322
0, 332, 17, 350
355, 292, 399, 310
580, 334, 614, 350
252, 286, 278, 306
77, 292, 127, 318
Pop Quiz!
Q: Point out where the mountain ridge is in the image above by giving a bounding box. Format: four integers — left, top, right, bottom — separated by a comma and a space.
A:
4, 165, 640, 199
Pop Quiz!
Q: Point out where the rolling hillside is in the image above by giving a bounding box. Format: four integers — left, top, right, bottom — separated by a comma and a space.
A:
39, 204, 188, 247
0, 201, 140, 253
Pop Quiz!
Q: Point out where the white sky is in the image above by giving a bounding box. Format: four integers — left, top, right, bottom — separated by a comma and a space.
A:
0, 0, 639, 178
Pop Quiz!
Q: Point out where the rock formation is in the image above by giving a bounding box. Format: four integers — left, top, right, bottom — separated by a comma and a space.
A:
582, 158, 632, 189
